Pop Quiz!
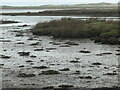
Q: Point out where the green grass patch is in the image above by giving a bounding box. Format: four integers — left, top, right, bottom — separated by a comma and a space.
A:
32, 18, 120, 45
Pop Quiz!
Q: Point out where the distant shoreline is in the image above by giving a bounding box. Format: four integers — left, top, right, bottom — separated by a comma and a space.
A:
1, 3, 118, 9
0, 8, 118, 17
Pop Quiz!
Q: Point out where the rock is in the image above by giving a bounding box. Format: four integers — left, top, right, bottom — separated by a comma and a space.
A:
0, 64, 4, 66
0, 55, 11, 59
27, 38, 34, 40
19, 65, 25, 67
41, 60, 44, 62
103, 73, 118, 75
32, 66, 49, 69
70, 60, 80, 63
34, 48, 44, 51
92, 62, 102, 65
96, 52, 112, 56
58, 84, 74, 88
15, 33, 24, 37
53, 42, 61, 45
46, 48, 57, 50
79, 76, 92, 79
40, 70, 60, 75
73, 71, 80, 74
3, 49, 7, 52
116, 53, 120, 55
18, 24, 28, 27
101, 52, 112, 55
17, 73, 35, 77
18, 52, 30, 56
59, 45, 70, 47
0, 20, 18, 24
30, 42, 39, 46
96, 54, 103, 56
30, 55, 37, 58
64, 41, 79, 45
116, 50, 120, 52
79, 50, 91, 53
16, 42, 24, 44
42, 86, 54, 89
26, 60, 33, 62
0, 40, 11, 42
59, 68, 70, 71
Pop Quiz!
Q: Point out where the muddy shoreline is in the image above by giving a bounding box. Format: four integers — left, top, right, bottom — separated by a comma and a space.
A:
0, 14, 119, 89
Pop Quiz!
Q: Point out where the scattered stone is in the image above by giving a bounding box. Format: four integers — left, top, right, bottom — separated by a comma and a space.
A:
19, 65, 25, 68
0, 64, 4, 66
0, 40, 11, 42
46, 48, 57, 50
34, 48, 44, 51
116, 53, 120, 55
59, 45, 70, 47
101, 52, 112, 55
116, 50, 120, 52
64, 41, 79, 45
79, 50, 91, 53
30, 55, 37, 58
53, 42, 61, 45
42, 86, 54, 89
92, 62, 102, 65
17, 73, 35, 77
103, 73, 118, 75
0, 20, 18, 24
0, 37, 4, 39
40, 70, 60, 75
96, 54, 103, 56
18, 24, 28, 27
30, 42, 39, 46
58, 84, 74, 88
27, 38, 34, 40
18, 52, 30, 56
73, 71, 80, 74
16, 42, 24, 44
0, 55, 11, 59
26, 60, 33, 62
79, 76, 92, 79
41, 60, 44, 62
32, 66, 49, 69
70, 60, 80, 63
15, 33, 24, 37
59, 68, 70, 71
104, 67, 109, 69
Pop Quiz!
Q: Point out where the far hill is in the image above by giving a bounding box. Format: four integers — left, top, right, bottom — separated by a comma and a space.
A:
1, 2, 118, 9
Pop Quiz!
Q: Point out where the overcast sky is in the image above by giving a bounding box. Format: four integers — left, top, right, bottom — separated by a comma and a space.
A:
1, 0, 119, 6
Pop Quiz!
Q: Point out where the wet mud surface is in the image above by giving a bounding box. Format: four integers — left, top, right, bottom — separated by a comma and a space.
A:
0, 22, 120, 89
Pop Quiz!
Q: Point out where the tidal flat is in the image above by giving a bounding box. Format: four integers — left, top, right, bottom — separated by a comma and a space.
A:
0, 7, 120, 90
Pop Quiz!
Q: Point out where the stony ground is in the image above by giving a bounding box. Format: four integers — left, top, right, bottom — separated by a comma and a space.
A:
0, 24, 120, 89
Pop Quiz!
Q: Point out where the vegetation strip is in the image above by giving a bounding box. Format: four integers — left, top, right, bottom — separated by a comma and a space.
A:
1, 9, 118, 17
32, 18, 120, 45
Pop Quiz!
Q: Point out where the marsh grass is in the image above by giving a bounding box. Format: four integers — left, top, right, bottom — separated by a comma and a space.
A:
32, 18, 120, 45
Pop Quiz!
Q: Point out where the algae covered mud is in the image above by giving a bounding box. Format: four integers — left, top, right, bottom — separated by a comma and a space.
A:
0, 8, 120, 90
